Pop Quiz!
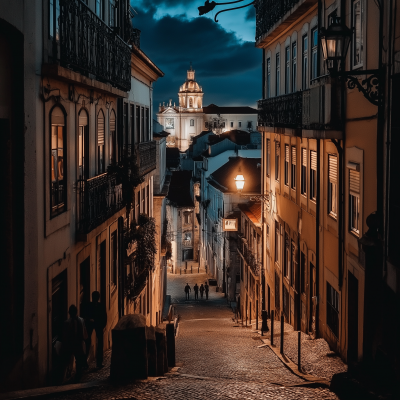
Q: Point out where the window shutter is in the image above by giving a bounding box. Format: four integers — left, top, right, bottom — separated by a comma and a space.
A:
275, 141, 280, 156
349, 169, 360, 195
329, 155, 337, 183
292, 147, 296, 165
79, 111, 88, 127
310, 150, 317, 170
302, 148, 307, 166
98, 112, 105, 145
285, 145, 289, 162
110, 112, 116, 132
52, 107, 65, 126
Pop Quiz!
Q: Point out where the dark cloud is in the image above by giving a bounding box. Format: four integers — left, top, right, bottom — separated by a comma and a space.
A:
245, 5, 256, 21
132, 4, 261, 111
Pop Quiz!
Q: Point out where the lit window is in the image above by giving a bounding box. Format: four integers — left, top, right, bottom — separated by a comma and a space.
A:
50, 106, 66, 217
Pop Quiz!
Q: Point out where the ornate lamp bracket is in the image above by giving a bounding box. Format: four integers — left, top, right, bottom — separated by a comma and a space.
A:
198, 0, 255, 22
339, 69, 382, 106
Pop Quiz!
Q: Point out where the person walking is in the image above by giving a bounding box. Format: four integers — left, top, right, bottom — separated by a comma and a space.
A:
62, 305, 88, 381
204, 282, 209, 300
184, 283, 191, 300
84, 291, 107, 369
194, 283, 199, 300
199, 284, 205, 299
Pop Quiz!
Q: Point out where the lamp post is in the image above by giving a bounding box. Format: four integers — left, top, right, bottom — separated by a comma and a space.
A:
234, 168, 269, 204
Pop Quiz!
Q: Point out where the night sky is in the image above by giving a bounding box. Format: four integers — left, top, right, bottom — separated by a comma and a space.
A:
131, 0, 261, 113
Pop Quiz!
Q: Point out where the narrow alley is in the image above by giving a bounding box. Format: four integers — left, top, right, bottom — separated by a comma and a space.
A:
40, 272, 342, 400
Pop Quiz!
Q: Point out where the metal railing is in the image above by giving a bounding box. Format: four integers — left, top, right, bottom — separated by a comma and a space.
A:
76, 171, 124, 234
258, 91, 303, 128
137, 141, 156, 176
58, 0, 131, 91
255, 0, 301, 42
237, 240, 261, 277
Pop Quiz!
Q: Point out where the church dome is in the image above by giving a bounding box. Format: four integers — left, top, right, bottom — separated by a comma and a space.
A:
179, 80, 202, 93
178, 64, 204, 110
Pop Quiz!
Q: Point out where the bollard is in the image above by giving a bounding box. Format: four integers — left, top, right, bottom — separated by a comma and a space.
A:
261, 310, 268, 335
280, 314, 284, 355
191, 265, 193, 273
298, 331, 301, 371
271, 310, 274, 346
166, 323, 176, 367
256, 302, 259, 331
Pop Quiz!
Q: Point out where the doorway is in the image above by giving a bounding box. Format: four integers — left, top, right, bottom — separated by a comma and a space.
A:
348, 271, 359, 364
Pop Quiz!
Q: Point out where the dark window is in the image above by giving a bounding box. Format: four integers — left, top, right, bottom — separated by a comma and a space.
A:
291, 241, 296, 288
284, 233, 290, 278
275, 141, 280, 181
275, 222, 280, 264
292, 42, 297, 92
136, 105, 140, 143
326, 282, 339, 337
49, 0, 60, 40
141, 107, 144, 142
230, 121, 234, 128
310, 150, 317, 201
95, 0, 104, 19
302, 35, 308, 89
285, 46, 290, 94
238, 121, 242, 128
311, 28, 318, 80
291, 147, 296, 190
284, 145, 289, 186
276, 52, 280, 96
190, 119, 194, 126
182, 248, 194, 261
123, 102, 128, 147
145, 108, 150, 141
349, 168, 360, 235
266, 139, 271, 176
328, 155, 338, 217
130, 104, 135, 145
301, 148, 307, 195
109, 110, 116, 165
51, 106, 66, 217
109, 0, 116, 28
352, 0, 363, 68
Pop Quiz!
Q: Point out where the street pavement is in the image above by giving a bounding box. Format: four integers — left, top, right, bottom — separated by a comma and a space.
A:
53, 272, 340, 399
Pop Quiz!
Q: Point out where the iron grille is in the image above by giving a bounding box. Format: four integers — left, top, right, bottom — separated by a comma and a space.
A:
257, 91, 303, 128
255, 0, 301, 42
137, 141, 156, 176
77, 171, 124, 234
58, 0, 131, 91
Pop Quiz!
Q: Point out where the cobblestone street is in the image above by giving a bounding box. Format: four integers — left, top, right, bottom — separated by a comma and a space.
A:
53, 273, 341, 400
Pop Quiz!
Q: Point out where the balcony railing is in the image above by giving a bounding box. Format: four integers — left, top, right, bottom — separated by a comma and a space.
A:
77, 171, 124, 234
255, 0, 301, 42
258, 92, 303, 129
137, 141, 156, 176
237, 240, 261, 277
59, 0, 131, 91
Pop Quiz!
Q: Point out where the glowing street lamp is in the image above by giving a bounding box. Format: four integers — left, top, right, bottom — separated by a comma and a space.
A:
234, 168, 245, 191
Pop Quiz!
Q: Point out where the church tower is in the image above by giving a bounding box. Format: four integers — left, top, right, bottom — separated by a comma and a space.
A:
178, 64, 204, 111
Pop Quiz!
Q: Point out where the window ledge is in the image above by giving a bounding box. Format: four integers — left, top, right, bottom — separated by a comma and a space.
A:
46, 210, 71, 237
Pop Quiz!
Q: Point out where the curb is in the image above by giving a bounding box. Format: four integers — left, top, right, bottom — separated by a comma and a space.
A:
0, 380, 102, 400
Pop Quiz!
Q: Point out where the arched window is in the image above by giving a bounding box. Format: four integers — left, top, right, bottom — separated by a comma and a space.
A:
109, 110, 116, 164
78, 109, 89, 179
197, 99, 201, 108
189, 97, 193, 107
190, 119, 194, 126
97, 109, 105, 174
50, 106, 66, 217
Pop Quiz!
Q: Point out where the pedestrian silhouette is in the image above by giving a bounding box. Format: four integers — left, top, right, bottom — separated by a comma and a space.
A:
194, 283, 199, 300
199, 284, 205, 299
204, 282, 209, 300
62, 304, 88, 381
184, 283, 191, 300
84, 291, 107, 368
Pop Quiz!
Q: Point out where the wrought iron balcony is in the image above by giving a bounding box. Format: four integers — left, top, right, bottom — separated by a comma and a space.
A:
77, 171, 124, 234
237, 240, 261, 278
258, 92, 303, 129
58, 0, 131, 91
137, 141, 156, 176
255, 0, 317, 45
